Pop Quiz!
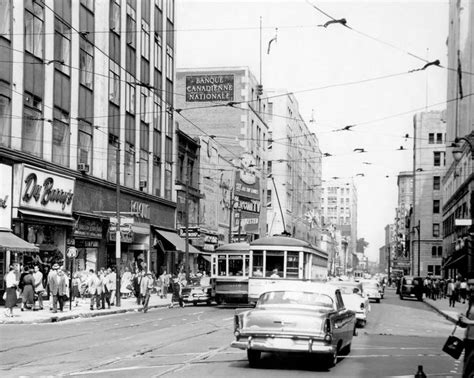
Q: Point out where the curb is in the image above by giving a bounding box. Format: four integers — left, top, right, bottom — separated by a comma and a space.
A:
422, 299, 457, 324
0, 303, 170, 325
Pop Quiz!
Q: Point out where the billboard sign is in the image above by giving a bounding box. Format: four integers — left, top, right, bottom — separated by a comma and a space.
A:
186, 75, 234, 102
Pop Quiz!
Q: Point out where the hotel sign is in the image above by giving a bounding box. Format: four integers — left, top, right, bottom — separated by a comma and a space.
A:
186, 75, 234, 102
15, 164, 75, 216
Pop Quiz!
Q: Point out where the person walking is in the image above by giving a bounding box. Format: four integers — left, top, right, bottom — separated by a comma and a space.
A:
57, 269, 68, 312
20, 267, 35, 311
140, 271, 155, 313
447, 279, 456, 307
159, 270, 170, 299
47, 263, 61, 313
458, 277, 474, 378
4, 264, 19, 317
71, 273, 81, 307
33, 265, 45, 310
120, 267, 133, 299
106, 268, 116, 306
86, 269, 100, 310
460, 278, 468, 304
98, 269, 109, 310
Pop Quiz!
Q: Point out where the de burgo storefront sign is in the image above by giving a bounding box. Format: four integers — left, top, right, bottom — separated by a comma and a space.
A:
13, 164, 75, 216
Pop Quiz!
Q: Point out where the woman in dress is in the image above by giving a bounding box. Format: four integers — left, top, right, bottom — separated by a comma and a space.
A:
4, 264, 19, 317
120, 267, 132, 299
20, 267, 35, 311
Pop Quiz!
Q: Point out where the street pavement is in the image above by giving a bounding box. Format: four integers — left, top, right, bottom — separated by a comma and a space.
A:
0, 288, 469, 377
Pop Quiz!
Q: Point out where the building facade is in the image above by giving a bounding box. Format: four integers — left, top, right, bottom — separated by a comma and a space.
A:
410, 110, 446, 278
265, 90, 322, 244
393, 171, 413, 273
175, 67, 269, 242
0, 0, 179, 283
442, 0, 473, 278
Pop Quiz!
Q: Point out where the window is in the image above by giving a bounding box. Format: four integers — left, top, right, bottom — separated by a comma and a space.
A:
166, 18, 174, 48
265, 251, 284, 277
166, 45, 173, 80
140, 92, 147, 122
141, 21, 150, 60
52, 108, 70, 166
229, 255, 243, 276
166, 0, 174, 22
141, 0, 150, 22
22, 95, 43, 157
164, 162, 172, 199
435, 265, 441, 276
54, 19, 71, 76
432, 223, 440, 237
433, 200, 440, 214
79, 38, 93, 89
0, 0, 11, 39
126, 12, 136, 48
80, 0, 94, 11
437, 246, 442, 257
139, 149, 148, 190
78, 120, 92, 169
428, 133, 434, 144
427, 265, 434, 275
433, 176, 440, 190
154, 36, 162, 71
436, 133, 442, 144
431, 246, 437, 257
110, 0, 120, 32
125, 81, 136, 114
433, 151, 441, 166
25, 0, 44, 58
0, 94, 11, 147
109, 62, 120, 105
266, 189, 272, 207
125, 142, 135, 188
153, 156, 161, 196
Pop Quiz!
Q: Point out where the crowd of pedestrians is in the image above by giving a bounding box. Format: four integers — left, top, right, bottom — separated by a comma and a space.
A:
420, 275, 470, 307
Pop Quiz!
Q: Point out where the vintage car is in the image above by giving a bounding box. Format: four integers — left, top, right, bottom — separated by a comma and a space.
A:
360, 280, 383, 303
329, 281, 370, 327
399, 276, 423, 301
181, 276, 213, 305
231, 282, 357, 369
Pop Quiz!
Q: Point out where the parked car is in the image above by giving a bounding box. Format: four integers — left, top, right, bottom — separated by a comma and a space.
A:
231, 282, 357, 369
399, 276, 423, 301
181, 276, 213, 306
329, 281, 370, 327
360, 280, 382, 303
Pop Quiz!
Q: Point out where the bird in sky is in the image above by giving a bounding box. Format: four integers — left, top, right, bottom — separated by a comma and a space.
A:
409, 59, 441, 73
353, 148, 366, 153
318, 18, 347, 28
362, 162, 372, 165
397, 146, 405, 150
334, 124, 355, 132
323, 152, 332, 157
356, 173, 365, 177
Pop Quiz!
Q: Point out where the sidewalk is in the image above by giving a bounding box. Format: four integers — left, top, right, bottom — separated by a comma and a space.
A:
0, 294, 171, 325
423, 295, 469, 324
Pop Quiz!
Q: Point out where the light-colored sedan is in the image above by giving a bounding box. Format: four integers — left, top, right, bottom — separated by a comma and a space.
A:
329, 281, 370, 327
361, 280, 382, 303
231, 282, 357, 369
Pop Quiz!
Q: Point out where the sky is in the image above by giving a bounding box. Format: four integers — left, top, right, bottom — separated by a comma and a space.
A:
175, 0, 449, 262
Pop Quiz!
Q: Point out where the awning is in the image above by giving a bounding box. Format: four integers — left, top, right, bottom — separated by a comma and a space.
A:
0, 229, 39, 253
154, 229, 201, 254
201, 254, 212, 263
19, 209, 75, 226
443, 253, 466, 269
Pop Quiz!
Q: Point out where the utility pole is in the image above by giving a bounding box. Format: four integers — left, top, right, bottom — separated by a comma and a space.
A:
387, 245, 391, 282
237, 204, 242, 243
115, 142, 121, 307
184, 148, 190, 282
228, 188, 234, 243
417, 220, 421, 276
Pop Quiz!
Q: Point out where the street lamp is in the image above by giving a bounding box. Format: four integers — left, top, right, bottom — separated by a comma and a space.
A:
452, 132, 474, 162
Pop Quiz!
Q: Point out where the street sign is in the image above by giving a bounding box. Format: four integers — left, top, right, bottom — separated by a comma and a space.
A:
66, 246, 78, 258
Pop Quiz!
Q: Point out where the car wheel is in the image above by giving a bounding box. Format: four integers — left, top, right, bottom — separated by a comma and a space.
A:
400, 295, 404, 300
322, 347, 339, 369
343, 342, 351, 355
357, 320, 366, 328
376, 299, 380, 303
247, 350, 261, 367
193, 301, 197, 306
206, 300, 212, 306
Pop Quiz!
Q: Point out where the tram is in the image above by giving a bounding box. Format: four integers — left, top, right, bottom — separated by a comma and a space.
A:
211, 242, 250, 304
247, 235, 329, 304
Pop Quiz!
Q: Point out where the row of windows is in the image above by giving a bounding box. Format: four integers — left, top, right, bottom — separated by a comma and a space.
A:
428, 133, 445, 144
431, 246, 442, 257
433, 151, 445, 167
427, 265, 441, 276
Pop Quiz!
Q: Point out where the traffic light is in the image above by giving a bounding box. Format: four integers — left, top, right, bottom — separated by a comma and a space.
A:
256, 84, 263, 96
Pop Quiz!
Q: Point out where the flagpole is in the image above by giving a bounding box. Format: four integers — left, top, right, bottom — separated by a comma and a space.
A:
259, 16, 262, 85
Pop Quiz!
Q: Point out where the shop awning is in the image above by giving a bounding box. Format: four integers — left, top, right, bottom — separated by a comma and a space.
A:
201, 254, 212, 263
154, 229, 201, 254
0, 229, 39, 253
19, 209, 75, 226
443, 253, 466, 269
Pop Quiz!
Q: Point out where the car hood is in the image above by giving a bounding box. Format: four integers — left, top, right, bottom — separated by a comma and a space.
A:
241, 308, 326, 335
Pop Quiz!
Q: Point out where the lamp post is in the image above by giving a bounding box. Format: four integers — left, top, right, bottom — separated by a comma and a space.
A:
413, 220, 421, 276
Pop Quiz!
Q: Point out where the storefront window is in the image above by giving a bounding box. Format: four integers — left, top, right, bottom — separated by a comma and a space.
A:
229, 255, 243, 276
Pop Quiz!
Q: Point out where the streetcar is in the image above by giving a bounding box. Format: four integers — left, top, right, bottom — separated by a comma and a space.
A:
247, 235, 329, 304
211, 242, 250, 304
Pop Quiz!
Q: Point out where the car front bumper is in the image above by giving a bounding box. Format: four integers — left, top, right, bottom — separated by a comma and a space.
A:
231, 336, 334, 354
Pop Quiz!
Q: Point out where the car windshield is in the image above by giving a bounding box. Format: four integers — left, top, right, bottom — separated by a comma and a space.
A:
334, 285, 361, 295
257, 290, 334, 309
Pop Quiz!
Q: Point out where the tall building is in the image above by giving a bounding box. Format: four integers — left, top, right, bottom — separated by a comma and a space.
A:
321, 180, 358, 272
0, 0, 178, 290
410, 110, 446, 277
175, 67, 269, 242
442, 0, 474, 278
265, 90, 322, 244
394, 171, 413, 272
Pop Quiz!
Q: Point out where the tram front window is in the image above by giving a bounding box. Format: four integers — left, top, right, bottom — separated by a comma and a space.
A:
266, 251, 284, 278
218, 255, 226, 276
229, 255, 243, 276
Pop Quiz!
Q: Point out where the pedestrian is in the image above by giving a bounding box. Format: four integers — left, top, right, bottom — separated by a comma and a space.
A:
57, 269, 68, 312
86, 269, 100, 310
106, 268, 116, 306
47, 263, 61, 313
71, 273, 81, 307
120, 267, 133, 299
458, 277, 474, 378
133, 269, 141, 305
98, 269, 110, 310
455, 277, 462, 303
33, 265, 45, 310
159, 270, 170, 299
447, 279, 457, 307
20, 267, 35, 311
169, 276, 184, 308
141, 271, 154, 313
460, 278, 468, 304
3, 264, 20, 317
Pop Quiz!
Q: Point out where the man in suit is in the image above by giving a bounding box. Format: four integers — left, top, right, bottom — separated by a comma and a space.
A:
47, 263, 60, 313
87, 269, 100, 310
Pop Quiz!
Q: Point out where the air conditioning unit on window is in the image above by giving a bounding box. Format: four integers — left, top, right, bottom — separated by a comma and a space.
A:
78, 163, 90, 173
139, 180, 147, 188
